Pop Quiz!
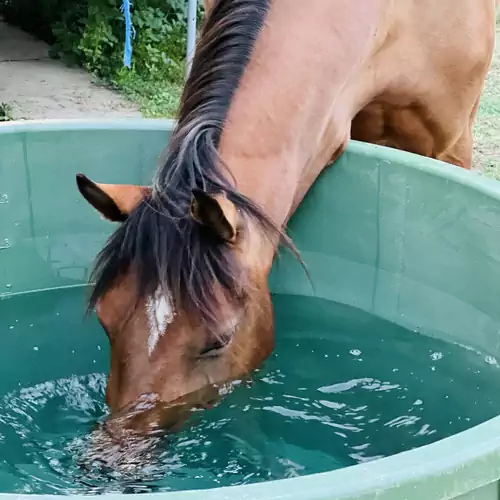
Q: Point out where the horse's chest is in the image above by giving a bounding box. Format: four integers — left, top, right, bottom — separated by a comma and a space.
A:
351, 101, 439, 158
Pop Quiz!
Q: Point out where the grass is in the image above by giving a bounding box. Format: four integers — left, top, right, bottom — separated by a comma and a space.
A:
111, 70, 183, 118
473, 16, 500, 177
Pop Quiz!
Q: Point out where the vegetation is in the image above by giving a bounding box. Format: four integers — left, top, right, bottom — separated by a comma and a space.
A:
0, 103, 13, 122
0, 0, 203, 117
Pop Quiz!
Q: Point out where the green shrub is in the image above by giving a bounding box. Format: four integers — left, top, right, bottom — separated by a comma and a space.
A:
0, 103, 13, 122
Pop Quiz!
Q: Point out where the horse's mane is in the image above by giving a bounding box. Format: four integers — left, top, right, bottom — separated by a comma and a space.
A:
87, 0, 297, 326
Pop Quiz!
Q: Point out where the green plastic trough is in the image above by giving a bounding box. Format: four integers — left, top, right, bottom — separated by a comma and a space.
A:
1, 119, 500, 500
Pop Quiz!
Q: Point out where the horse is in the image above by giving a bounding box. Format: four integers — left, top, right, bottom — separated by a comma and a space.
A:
76, 0, 497, 444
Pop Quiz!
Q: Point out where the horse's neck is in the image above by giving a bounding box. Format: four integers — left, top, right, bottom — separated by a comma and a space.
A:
219, 0, 388, 226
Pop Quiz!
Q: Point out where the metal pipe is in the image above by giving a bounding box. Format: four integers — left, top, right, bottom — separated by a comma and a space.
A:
186, 0, 197, 78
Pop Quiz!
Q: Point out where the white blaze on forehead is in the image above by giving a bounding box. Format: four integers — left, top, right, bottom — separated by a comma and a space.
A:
146, 286, 175, 356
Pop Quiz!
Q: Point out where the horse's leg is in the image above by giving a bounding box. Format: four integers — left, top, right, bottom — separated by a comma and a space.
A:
437, 128, 473, 170
437, 96, 480, 170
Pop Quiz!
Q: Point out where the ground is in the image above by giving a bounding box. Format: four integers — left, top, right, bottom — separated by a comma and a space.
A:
473, 16, 500, 177
1, 16, 500, 176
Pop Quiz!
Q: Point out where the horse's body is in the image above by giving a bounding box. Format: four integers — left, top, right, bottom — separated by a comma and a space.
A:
214, 0, 496, 219
77, 0, 497, 451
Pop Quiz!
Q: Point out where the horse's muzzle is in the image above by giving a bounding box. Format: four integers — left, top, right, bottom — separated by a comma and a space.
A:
77, 386, 223, 473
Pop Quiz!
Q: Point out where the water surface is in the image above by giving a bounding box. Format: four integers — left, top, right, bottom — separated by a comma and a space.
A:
0, 288, 499, 494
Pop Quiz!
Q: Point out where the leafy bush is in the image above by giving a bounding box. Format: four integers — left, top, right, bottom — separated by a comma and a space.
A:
0, 0, 204, 116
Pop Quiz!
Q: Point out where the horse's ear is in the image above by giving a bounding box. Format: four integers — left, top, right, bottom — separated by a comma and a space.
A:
190, 189, 238, 243
76, 173, 151, 222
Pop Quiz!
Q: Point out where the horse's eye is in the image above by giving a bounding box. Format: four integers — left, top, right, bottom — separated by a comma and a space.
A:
199, 334, 232, 358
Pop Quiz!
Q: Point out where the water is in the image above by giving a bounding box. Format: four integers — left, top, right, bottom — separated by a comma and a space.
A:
0, 287, 500, 494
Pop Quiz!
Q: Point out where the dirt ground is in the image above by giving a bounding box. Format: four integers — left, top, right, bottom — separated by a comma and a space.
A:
0, 19, 140, 119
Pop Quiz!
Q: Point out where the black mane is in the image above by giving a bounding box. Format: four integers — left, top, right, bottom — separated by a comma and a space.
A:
87, 0, 296, 326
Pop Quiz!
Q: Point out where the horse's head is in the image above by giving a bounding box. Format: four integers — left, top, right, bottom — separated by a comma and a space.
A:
76, 172, 282, 432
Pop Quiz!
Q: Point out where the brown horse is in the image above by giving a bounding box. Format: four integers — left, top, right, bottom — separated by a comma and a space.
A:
77, 0, 497, 439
